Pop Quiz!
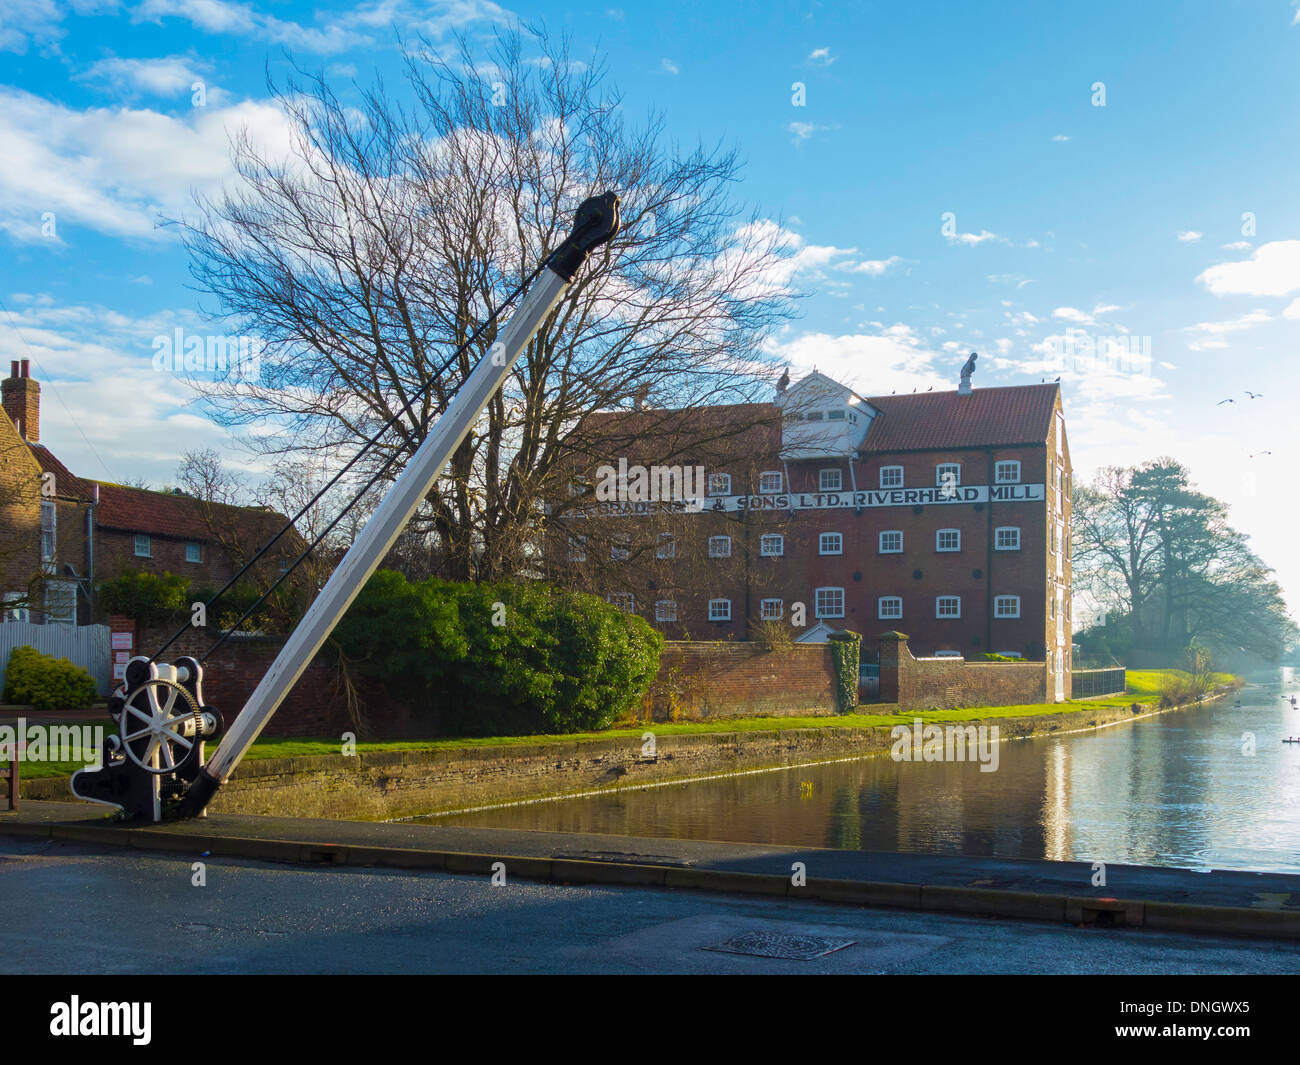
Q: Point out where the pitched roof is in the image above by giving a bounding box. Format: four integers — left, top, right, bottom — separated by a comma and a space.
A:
92, 480, 289, 546
27, 443, 97, 502
859, 384, 1059, 452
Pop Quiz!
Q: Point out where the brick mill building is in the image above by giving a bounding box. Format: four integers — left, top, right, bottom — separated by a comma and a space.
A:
550, 364, 1074, 699
1, 360, 298, 625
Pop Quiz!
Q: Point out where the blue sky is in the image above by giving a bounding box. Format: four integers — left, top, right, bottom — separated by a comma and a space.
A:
2, 0, 1300, 618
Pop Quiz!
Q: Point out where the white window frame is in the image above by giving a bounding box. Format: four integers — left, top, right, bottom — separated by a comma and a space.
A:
758, 470, 783, 494
935, 528, 961, 552
879, 530, 903, 554
568, 536, 586, 562
995, 460, 1021, 484
819, 532, 843, 556
819, 468, 842, 492
933, 650, 962, 659
707, 473, 731, 497
40, 500, 56, 564
760, 534, 784, 557
994, 595, 1021, 619
656, 532, 676, 560
43, 580, 76, 626
879, 465, 903, 489
655, 600, 678, 623
185, 542, 201, 564
826, 409, 846, 421
708, 535, 732, 559
995, 526, 1021, 551
878, 596, 902, 620
611, 535, 630, 561
2, 593, 29, 623
935, 463, 961, 487
815, 587, 845, 619
133, 534, 151, 558
760, 598, 783, 620
606, 593, 635, 613
936, 595, 961, 619
708, 598, 732, 622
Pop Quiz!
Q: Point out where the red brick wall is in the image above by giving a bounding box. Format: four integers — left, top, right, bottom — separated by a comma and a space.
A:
641, 640, 838, 721
879, 632, 1046, 710
97, 529, 240, 588
138, 626, 412, 740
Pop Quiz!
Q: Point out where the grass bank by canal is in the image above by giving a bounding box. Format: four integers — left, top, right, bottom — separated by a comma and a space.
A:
14, 669, 1240, 819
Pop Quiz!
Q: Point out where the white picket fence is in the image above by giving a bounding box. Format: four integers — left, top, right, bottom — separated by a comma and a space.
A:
0, 622, 112, 697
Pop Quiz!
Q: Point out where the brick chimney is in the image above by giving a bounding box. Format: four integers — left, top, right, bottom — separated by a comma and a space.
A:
2, 360, 38, 442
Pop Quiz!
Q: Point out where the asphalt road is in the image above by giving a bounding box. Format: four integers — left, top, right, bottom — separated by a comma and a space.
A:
2, 837, 1298, 974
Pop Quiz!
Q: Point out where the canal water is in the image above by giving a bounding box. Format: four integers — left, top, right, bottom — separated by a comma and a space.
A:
425, 671, 1300, 874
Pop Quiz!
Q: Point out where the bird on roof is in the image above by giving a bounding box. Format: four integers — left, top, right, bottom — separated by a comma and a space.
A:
926, 386, 933, 391
776, 367, 790, 394
1054, 376, 1061, 382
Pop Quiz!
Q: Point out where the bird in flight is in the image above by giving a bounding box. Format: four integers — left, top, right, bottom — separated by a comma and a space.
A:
1249, 451, 1272, 458
1244, 391, 1262, 399
1216, 398, 1235, 405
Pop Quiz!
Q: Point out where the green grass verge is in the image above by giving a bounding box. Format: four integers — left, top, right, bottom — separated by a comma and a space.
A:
8, 667, 1237, 783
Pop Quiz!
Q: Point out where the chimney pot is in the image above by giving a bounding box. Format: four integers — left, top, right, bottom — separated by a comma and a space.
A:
8, 361, 16, 379
19, 360, 28, 378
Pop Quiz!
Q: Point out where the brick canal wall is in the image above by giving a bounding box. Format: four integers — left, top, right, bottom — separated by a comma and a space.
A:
879, 632, 1047, 710
194, 698, 1171, 821
641, 642, 838, 721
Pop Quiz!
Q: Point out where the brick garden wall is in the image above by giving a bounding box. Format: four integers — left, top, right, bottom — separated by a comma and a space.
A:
640, 641, 838, 721
136, 624, 414, 740
879, 631, 1047, 711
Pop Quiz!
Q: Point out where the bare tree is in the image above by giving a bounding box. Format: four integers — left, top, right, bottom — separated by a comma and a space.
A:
177, 26, 795, 584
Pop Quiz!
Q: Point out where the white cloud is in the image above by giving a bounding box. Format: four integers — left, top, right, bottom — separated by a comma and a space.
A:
0, 0, 64, 54
947, 229, 1002, 246
131, 0, 510, 54
766, 325, 952, 397
787, 121, 825, 143
1283, 297, 1300, 320
807, 47, 835, 65
1184, 309, 1272, 350
1222, 240, 1252, 251
661, 57, 679, 75
1177, 230, 1202, 243
1052, 306, 1094, 325
0, 294, 254, 484
1197, 240, 1300, 297
834, 255, 901, 276
0, 87, 294, 242
77, 54, 212, 97
1052, 134, 1070, 142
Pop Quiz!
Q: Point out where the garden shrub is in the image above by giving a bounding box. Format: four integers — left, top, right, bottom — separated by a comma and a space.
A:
96, 571, 189, 628
333, 572, 663, 736
3, 645, 98, 712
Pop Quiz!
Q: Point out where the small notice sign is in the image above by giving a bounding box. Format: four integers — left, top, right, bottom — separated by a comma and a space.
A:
111, 632, 133, 650
114, 651, 130, 665
112, 663, 126, 680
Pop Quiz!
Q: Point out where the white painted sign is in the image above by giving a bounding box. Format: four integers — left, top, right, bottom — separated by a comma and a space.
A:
111, 632, 133, 650
570, 482, 1045, 517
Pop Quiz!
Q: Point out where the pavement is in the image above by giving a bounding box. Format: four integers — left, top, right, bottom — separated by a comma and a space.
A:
3, 834, 1298, 974
3, 799, 1300, 941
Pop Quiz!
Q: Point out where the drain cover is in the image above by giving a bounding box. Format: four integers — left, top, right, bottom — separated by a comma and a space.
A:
703, 931, 856, 960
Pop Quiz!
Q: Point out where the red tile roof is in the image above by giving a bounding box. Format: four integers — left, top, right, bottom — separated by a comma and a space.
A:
92, 481, 287, 544
860, 384, 1059, 452
27, 444, 97, 502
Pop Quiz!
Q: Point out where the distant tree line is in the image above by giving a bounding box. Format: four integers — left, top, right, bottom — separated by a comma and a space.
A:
1071, 458, 1297, 666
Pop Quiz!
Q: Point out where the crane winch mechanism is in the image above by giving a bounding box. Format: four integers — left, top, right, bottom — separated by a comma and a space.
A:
72, 192, 622, 822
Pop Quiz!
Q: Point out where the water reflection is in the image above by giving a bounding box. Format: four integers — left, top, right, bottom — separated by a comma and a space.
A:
425, 674, 1300, 873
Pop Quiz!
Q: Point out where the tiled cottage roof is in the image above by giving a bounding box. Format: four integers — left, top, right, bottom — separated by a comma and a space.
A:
860, 384, 1058, 452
